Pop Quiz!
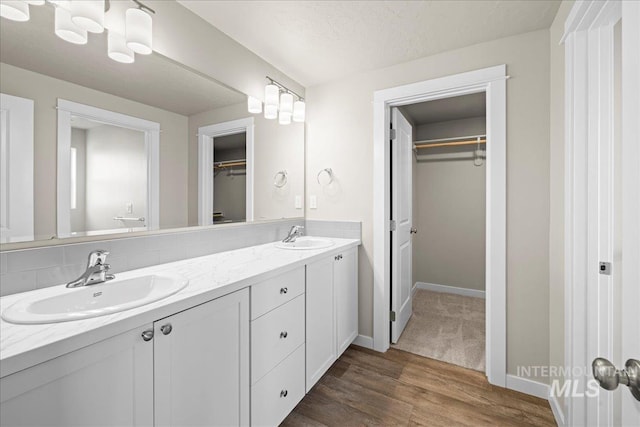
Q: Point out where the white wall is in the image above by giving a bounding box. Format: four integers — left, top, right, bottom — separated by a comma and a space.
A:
306, 29, 551, 382
413, 117, 486, 291
83, 125, 147, 232
0, 63, 189, 239
189, 102, 305, 225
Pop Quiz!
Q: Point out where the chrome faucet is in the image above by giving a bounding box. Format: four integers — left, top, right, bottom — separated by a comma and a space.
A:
282, 225, 304, 243
66, 250, 115, 288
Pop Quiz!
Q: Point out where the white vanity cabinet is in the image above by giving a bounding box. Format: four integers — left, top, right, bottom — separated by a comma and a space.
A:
0, 288, 250, 427
250, 267, 306, 427
306, 247, 358, 392
154, 288, 250, 427
0, 324, 154, 427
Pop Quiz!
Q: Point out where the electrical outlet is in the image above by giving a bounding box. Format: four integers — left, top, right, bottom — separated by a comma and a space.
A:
295, 195, 302, 209
310, 195, 317, 209
126, 202, 133, 214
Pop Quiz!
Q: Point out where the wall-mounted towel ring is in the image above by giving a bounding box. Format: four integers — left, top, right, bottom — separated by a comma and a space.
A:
274, 170, 288, 188
317, 168, 334, 185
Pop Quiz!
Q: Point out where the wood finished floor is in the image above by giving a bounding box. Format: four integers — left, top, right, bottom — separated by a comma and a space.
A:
282, 346, 556, 427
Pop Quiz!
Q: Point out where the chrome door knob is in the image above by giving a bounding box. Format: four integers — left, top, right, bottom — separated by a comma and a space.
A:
280, 331, 288, 339
280, 390, 288, 398
410, 228, 418, 234
160, 323, 173, 335
592, 357, 640, 401
280, 287, 288, 294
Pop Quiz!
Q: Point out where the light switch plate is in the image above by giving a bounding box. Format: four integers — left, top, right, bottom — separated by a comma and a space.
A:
310, 195, 317, 209
295, 195, 302, 209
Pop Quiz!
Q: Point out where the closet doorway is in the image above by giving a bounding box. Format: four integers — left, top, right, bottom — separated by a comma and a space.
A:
391, 94, 487, 372
372, 65, 507, 387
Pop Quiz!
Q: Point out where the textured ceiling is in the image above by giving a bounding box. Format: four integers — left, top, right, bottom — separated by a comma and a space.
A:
179, 0, 561, 87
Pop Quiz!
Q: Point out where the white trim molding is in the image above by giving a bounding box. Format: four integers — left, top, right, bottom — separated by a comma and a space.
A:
197, 117, 255, 226
505, 374, 549, 400
415, 282, 486, 299
549, 393, 566, 427
352, 335, 374, 350
56, 99, 160, 238
372, 65, 507, 387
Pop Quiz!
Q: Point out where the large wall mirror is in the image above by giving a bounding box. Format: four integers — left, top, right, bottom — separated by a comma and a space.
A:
0, 2, 304, 246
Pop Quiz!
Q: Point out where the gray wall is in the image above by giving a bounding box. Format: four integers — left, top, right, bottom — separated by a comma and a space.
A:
305, 29, 551, 382
412, 117, 486, 291
189, 102, 305, 224
549, 0, 574, 412
0, 63, 190, 239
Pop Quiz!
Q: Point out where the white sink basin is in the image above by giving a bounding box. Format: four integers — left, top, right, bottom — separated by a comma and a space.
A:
1, 274, 188, 324
275, 237, 335, 250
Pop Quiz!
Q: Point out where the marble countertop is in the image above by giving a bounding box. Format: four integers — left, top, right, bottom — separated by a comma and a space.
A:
0, 238, 360, 378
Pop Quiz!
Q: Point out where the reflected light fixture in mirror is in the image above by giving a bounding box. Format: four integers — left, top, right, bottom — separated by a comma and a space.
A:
279, 111, 292, 125
264, 104, 278, 120
125, 6, 152, 54
54, 5, 87, 45
70, 0, 105, 33
264, 83, 279, 109
108, 31, 135, 63
280, 92, 293, 114
292, 100, 305, 123
0, 1, 30, 21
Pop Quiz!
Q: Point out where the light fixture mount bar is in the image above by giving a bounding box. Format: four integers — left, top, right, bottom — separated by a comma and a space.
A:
266, 76, 304, 102
131, 0, 155, 14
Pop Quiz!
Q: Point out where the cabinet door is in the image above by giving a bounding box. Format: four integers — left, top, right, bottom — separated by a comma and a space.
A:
335, 247, 359, 356
0, 325, 154, 427
305, 256, 335, 392
154, 288, 249, 427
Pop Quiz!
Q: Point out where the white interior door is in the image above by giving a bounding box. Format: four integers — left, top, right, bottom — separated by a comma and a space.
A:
0, 93, 33, 243
575, 2, 640, 425
391, 108, 413, 343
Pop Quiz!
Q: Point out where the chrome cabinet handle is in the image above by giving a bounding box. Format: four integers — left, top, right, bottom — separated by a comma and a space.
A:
141, 329, 154, 341
280, 390, 288, 398
160, 323, 173, 335
335, 254, 343, 261
280, 287, 288, 294
280, 331, 288, 339
410, 227, 418, 234
592, 357, 640, 401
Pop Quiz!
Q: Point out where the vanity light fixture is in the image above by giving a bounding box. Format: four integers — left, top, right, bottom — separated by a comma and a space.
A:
0, 1, 30, 22
247, 96, 262, 114
70, 0, 105, 33
55, 5, 88, 45
125, 1, 154, 55
251, 77, 305, 124
2, 0, 156, 65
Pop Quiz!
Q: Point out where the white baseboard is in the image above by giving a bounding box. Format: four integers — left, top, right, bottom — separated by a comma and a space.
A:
415, 281, 486, 299
352, 334, 373, 349
548, 393, 565, 426
505, 374, 549, 400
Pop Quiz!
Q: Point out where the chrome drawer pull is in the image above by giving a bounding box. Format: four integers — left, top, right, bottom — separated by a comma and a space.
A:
280, 331, 288, 339
280, 389, 288, 398
280, 287, 288, 294
141, 329, 154, 341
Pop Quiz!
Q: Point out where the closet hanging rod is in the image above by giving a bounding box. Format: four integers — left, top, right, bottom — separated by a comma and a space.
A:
414, 138, 486, 149
414, 134, 486, 144
214, 159, 246, 169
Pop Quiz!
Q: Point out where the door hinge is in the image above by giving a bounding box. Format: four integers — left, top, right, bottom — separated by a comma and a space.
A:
389, 220, 396, 231
390, 311, 396, 322
390, 129, 396, 140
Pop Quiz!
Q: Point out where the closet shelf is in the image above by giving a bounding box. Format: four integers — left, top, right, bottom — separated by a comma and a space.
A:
214, 159, 246, 169
414, 135, 486, 150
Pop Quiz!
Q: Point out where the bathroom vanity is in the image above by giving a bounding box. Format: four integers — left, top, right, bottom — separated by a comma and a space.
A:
0, 238, 359, 426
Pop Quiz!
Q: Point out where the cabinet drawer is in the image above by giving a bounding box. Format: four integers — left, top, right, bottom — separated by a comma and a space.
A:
251, 295, 305, 384
251, 344, 305, 427
251, 267, 305, 320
